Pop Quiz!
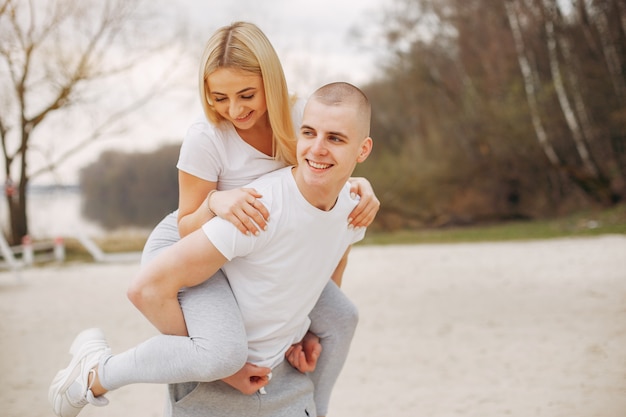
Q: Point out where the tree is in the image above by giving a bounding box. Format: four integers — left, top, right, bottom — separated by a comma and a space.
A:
504, 0, 623, 204
80, 145, 179, 229
360, 0, 625, 230
0, 0, 186, 244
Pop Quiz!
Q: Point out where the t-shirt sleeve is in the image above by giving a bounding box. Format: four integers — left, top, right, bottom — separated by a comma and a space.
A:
176, 120, 223, 182
201, 217, 257, 261
352, 226, 366, 245
344, 184, 367, 245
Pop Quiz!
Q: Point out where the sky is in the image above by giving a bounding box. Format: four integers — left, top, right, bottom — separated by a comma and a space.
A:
179, 0, 389, 94
40, 0, 392, 185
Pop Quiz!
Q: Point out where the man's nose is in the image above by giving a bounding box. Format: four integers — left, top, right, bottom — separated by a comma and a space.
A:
310, 136, 327, 154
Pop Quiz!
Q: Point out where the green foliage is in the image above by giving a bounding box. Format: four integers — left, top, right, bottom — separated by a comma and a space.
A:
80, 145, 179, 229
360, 202, 626, 246
65, 202, 625, 259
363, 0, 626, 231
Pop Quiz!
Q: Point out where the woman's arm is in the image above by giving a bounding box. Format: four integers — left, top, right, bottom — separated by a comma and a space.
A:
177, 171, 270, 237
176, 171, 217, 238
347, 177, 380, 229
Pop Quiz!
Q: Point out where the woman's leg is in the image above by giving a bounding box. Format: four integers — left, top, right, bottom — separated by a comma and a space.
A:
99, 211, 248, 388
307, 281, 359, 416
99, 270, 247, 389
104, 213, 247, 387
141, 212, 180, 266
50, 215, 248, 416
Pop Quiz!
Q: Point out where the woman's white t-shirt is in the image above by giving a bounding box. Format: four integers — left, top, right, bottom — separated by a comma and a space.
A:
176, 98, 306, 191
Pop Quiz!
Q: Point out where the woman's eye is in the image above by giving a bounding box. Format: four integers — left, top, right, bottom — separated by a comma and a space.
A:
214, 97, 226, 103
242, 94, 255, 100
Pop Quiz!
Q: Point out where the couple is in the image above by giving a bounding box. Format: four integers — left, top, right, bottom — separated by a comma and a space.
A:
49, 22, 377, 417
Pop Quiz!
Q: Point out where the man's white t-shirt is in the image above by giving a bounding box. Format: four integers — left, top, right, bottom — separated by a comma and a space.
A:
202, 167, 365, 369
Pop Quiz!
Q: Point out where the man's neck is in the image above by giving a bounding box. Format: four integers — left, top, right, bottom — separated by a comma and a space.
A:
291, 167, 342, 211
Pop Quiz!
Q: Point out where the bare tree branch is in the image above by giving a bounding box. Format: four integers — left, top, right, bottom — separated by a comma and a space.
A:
0, 0, 188, 242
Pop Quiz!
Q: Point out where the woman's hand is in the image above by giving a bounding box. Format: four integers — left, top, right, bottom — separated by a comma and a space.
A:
222, 363, 272, 395
209, 188, 270, 236
348, 177, 380, 228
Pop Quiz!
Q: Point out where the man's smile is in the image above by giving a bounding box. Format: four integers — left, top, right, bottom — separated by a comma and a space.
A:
307, 160, 332, 170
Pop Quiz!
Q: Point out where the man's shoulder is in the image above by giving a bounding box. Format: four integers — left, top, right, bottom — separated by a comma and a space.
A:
336, 181, 359, 211
248, 166, 291, 189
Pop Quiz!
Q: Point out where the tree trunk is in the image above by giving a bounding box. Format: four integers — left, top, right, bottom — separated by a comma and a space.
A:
7, 178, 28, 246
565, 2, 626, 201
504, 0, 561, 167
543, 3, 600, 178
594, 4, 626, 103
616, 0, 626, 39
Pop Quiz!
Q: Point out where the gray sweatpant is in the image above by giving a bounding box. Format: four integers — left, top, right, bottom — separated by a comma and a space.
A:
166, 360, 316, 417
100, 212, 358, 416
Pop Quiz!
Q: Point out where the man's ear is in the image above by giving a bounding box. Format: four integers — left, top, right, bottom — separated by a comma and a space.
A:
357, 137, 373, 163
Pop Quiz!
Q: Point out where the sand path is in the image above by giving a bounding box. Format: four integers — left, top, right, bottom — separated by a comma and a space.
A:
1, 235, 625, 416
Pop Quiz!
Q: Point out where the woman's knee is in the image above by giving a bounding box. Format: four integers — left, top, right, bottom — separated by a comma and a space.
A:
191, 335, 248, 379
141, 213, 180, 266
335, 295, 359, 333
310, 291, 359, 338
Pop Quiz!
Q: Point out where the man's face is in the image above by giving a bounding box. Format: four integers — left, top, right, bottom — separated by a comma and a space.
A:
296, 99, 372, 202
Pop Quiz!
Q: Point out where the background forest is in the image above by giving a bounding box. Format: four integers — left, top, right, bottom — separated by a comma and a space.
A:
357, 0, 625, 230
83, 0, 626, 232
2, 0, 625, 240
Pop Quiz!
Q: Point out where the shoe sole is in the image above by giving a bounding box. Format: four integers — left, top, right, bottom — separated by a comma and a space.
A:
48, 328, 106, 415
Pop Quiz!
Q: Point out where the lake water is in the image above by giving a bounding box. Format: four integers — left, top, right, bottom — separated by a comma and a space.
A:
0, 188, 137, 240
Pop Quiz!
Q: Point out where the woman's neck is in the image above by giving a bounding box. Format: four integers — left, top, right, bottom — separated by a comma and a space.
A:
236, 116, 274, 156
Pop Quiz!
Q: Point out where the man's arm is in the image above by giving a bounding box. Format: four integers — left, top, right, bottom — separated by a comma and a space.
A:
130, 228, 271, 395
330, 246, 351, 287
128, 228, 228, 336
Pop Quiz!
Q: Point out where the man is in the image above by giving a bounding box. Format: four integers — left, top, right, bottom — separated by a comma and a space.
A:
55, 82, 373, 417
153, 81, 372, 417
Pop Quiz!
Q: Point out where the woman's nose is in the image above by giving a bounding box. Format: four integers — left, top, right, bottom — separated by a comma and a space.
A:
229, 101, 242, 118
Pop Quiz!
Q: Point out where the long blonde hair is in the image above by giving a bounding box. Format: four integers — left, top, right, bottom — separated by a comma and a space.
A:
199, 22, 297, 165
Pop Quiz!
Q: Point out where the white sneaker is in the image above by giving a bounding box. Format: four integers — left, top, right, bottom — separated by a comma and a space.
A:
48, 328, 111, 417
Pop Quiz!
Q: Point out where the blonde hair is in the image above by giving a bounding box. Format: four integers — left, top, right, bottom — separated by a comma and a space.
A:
199, 22, 297, 165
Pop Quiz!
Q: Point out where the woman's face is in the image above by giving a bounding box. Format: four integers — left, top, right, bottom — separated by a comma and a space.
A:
206, 67, 268, 131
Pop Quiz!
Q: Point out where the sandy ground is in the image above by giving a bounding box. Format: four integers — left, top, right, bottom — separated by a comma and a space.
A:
1, 235, 625, 417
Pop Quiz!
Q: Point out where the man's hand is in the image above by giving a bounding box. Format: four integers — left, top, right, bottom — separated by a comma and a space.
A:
285, 331, 322, 373
222, 363, 272, 395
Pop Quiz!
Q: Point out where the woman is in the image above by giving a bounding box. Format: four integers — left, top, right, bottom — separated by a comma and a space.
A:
49, 22, 379, 417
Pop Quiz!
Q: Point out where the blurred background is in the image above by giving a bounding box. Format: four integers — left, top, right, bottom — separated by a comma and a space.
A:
1, 0, 625, 247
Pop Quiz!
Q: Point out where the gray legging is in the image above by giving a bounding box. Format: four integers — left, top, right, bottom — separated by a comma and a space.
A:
99, 212, 358, 416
